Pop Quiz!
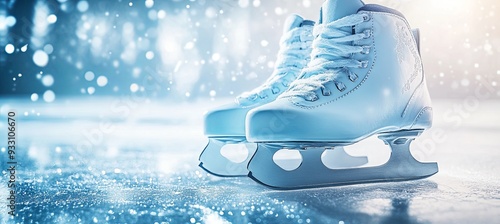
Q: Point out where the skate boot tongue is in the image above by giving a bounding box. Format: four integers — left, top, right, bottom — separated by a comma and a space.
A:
320, 0, 364, 24
283, 14, 304, 32
283, 14, 315, 32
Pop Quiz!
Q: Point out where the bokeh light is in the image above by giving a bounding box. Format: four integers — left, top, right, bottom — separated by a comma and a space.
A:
0, 0, 498, 101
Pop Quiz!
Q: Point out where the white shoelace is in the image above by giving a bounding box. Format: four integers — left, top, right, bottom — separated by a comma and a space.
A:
280, 13, 371, 101
236, 26, 313, 106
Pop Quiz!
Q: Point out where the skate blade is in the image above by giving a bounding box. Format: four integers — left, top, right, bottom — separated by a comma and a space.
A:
199, 138, 257, 177
271, 147, 369, 171
247, 130, 438, 189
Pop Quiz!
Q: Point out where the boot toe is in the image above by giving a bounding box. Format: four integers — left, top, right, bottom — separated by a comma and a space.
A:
204, 102, 251, 137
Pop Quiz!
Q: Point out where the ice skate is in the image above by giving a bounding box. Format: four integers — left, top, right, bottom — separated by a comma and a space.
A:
200, 14, 369, 177
245, 0, 438, 189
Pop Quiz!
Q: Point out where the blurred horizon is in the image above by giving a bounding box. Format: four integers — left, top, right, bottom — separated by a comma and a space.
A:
1, 0, 499, 102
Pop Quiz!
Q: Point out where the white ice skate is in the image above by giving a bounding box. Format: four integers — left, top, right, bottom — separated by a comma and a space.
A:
200, 14, 369, 177
245, 0, 438, 189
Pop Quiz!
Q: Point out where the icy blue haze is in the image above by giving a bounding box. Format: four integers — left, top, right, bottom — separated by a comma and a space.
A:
0, 0, 499, 223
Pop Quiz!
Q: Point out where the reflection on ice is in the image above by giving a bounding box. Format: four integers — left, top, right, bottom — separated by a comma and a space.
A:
0, 98, 498, 223
27, 145, 52, 168
191, 205, 231, 224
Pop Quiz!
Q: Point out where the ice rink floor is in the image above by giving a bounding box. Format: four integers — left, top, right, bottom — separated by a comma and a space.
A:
0, 97, 499, 223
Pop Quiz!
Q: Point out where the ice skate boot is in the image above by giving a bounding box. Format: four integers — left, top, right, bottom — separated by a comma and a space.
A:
200, 14, 369, 177
246, 0, 438, 189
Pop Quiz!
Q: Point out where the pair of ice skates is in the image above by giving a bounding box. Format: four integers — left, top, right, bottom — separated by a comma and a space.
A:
200, 0, 438, 189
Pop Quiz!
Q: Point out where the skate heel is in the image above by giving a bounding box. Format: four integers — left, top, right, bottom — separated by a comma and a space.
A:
378, 129, 438, 179
199, 137, 257, 177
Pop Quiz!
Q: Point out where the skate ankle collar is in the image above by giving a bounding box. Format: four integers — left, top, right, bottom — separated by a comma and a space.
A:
358, 4, 405, 19
301, 20, 315, 27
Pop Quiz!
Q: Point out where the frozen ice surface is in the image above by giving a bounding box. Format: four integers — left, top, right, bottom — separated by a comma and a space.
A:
0, 97, 499, 223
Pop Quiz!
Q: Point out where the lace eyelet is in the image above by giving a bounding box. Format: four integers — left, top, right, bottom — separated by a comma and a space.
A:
363, 29, 372, 39
259, 95, 268, 99
361, 45, 371, 54
349, 73, 358, 82
321, 87, 331, 96
245, 94, 257, 101
335, 82, 346, 92
359, 61, 369, 68
309, 95, 319, 102
271, 87, 280, 94
362, 14, 370, 22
